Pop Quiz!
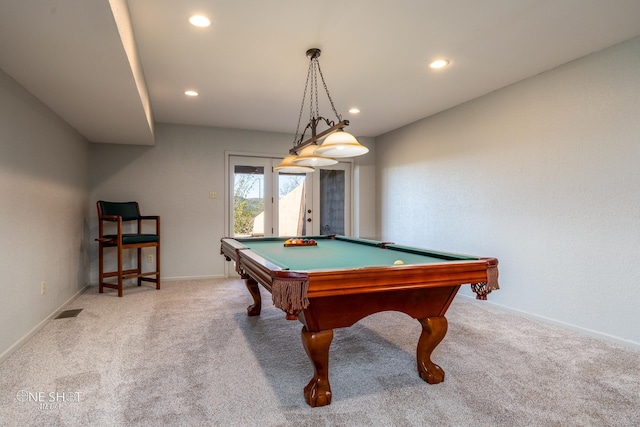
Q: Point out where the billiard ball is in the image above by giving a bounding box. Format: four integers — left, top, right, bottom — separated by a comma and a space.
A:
393, 260, 404, 265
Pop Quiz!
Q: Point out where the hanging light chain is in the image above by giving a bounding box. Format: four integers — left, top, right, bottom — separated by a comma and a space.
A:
291, 48, 345, 149
312, 60, 319, 123
316, 60, 342, 122
292, 59, 314, 146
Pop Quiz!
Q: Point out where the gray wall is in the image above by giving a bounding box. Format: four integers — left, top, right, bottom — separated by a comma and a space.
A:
0, 68, 89, 359
89, 123, 376, 282
376, 37, 640, 348
3, 32, 638, 360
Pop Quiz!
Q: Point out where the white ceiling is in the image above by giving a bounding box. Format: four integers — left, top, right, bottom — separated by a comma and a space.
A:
2, 0, 640, 146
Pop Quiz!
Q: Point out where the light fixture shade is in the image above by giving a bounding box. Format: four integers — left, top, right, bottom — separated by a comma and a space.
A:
292, 144, 338, 167
274, 155, 315, 173
314, 130, 369, 157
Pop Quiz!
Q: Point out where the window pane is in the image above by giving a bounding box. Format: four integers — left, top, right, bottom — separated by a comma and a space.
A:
233, 165, 265, 237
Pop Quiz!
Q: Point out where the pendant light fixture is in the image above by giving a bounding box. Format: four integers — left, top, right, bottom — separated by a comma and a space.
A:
275, 48, 368, 172
293, 143, 338, 167
314, 129, 369, 157
274, 154, 315, 173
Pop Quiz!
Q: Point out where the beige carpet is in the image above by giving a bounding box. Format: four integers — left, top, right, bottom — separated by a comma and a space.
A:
1, 279, 638, 426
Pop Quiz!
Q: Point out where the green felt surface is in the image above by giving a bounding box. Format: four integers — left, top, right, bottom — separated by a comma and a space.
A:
236, 237, 478, 271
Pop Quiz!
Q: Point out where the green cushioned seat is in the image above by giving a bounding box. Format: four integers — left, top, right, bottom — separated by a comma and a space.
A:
104, 234, 159, 244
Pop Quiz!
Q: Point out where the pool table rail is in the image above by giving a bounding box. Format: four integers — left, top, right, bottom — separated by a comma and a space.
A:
221, 237, 497, 301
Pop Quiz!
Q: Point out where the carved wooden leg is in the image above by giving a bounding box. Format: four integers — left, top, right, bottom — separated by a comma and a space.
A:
416, 316, 448, 384
301, 327, 334, 407
244, 277, 262, 316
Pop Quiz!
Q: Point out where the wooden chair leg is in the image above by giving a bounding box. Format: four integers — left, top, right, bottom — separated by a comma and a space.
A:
137, 248, 142, 287
117, 245, 123, 297
156, 245, 161, 290
98, 244, 104, 294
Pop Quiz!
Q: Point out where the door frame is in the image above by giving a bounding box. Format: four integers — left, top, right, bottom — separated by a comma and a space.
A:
227, 155, 274, 238
309, 161, 352, 236
225, 151, 279, 240
224, 151, 354, 274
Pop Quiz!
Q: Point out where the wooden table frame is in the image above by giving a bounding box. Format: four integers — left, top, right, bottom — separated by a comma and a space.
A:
221, 236, 498, 407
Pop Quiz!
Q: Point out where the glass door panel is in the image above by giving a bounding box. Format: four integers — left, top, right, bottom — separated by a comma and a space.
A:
277, 171, 308, 236
319, 169, 345, 235
311, 162, 351, 236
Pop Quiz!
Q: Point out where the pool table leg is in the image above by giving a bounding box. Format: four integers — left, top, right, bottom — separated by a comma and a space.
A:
301, 327, 334, 407
416, 316, 447, 384
244, 277, 262, 316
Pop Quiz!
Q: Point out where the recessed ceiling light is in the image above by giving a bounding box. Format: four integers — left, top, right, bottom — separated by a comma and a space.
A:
189, 15, 211, 27
184, 90, 199, 97
429, 59, 450, 69
349, 108, 360, 114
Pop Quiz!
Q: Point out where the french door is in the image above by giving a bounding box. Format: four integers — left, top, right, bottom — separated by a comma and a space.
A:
228, 156, 351, 238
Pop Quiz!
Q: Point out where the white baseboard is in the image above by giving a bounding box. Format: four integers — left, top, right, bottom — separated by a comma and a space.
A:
458, 293, 640, 351
0, 285, 90, 364
85, 274, 228, 287
161, 274, 227, 281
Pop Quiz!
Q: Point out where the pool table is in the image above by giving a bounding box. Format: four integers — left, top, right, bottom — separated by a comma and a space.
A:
220, 235, 499, 407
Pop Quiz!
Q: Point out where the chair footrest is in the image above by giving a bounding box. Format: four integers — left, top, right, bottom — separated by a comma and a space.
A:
102, 269, 159, 280
100, 281, 160, 291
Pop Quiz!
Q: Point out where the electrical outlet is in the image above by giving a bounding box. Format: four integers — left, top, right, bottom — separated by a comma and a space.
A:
147, 254, 154, 263
209, 191, 217, 199
41, 281, 46, 295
